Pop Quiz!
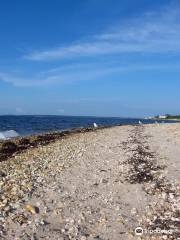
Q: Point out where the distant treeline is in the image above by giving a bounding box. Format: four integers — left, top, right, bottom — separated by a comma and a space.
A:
166, 115, 180, 119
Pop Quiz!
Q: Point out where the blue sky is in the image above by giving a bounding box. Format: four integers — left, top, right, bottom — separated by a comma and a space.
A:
0, 0, 180, 117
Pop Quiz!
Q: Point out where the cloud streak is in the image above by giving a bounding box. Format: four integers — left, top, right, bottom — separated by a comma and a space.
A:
1, 2, 180, 87
25, 4, 180, 61
1, 62, 180, 87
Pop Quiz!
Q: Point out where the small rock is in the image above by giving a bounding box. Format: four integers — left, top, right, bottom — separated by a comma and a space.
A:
81, 236, 87, 240
25, 204, 39, 214
131, 208, 137, 215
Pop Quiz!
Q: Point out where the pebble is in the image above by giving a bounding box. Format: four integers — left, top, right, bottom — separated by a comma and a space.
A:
25, 204, 39, 214
131, 208, 137, 215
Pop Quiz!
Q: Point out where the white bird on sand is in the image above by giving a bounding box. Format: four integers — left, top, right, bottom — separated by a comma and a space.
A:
93, 123, 98, 128
139, 121, 142, 125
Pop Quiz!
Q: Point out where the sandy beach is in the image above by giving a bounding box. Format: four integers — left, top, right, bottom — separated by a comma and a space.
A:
0, 123, 179, 240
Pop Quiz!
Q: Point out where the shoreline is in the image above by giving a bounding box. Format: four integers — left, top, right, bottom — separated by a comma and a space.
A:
0, 125, 124, 162
0, 121, 178, 162
152, 118, 180, 121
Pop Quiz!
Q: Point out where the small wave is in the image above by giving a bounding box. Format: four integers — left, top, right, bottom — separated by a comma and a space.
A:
0, 130, 19, 140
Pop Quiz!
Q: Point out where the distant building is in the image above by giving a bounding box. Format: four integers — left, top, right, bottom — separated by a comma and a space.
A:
158, 115, 167, 119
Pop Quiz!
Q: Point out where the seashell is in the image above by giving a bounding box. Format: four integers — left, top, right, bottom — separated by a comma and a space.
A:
169, 193, 174, 199
25, 204, 39, 214
131, 208, 137, 215
80, 237, 87, 240
13, 214, 28, 225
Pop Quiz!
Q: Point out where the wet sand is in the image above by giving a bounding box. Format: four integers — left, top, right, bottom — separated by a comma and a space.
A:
0, 124, 179, 239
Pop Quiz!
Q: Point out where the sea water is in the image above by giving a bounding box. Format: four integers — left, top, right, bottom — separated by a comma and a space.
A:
0, 115, 175, 140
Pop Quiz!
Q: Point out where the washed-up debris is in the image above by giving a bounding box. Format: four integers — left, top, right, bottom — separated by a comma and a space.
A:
0, 126, 118, 162
123, 126, 179, 239
0, 141, 18, 156
122, 126, 164, 183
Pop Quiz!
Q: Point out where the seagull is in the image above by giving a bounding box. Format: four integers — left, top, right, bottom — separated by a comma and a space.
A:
93, 123, 98, 128
139, 121, 142, 125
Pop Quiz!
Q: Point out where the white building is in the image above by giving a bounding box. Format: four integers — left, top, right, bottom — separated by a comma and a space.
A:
158, 115, 167, 119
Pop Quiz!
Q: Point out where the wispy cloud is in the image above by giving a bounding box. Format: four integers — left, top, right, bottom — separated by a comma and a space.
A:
25, 4, 180, 61
1, 2, 180, 87
1, 62, 180, 87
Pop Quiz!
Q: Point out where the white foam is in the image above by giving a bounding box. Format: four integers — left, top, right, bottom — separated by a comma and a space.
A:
0, 130, 19, 140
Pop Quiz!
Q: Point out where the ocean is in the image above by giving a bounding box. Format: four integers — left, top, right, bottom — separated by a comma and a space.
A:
0, 115, 175, 139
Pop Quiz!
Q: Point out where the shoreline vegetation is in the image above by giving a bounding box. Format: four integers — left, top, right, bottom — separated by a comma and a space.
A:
165, 116, 180, 120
